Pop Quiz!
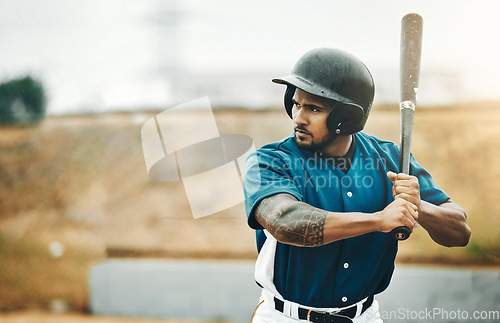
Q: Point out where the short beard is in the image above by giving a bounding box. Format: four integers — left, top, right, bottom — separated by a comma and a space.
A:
294, 131, 337, 152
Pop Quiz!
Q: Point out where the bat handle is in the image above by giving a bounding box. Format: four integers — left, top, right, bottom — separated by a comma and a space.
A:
391, 226, 411, 241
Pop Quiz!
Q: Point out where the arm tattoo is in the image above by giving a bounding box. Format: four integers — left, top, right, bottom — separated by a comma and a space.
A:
254, 194, 327, 247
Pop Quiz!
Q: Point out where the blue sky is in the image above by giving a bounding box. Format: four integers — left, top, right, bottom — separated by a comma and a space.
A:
0, 0, 499, 113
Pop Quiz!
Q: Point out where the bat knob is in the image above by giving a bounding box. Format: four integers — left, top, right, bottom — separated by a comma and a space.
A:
391, 226, 411, 241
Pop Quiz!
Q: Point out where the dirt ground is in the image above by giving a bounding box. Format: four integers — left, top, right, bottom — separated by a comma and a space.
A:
0, 311, 215, 323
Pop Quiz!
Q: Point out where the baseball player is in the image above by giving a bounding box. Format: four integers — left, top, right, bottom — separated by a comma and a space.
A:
243, 48, 471, 322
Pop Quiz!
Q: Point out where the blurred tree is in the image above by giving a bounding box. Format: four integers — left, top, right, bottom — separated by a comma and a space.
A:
0, 76, 46, 125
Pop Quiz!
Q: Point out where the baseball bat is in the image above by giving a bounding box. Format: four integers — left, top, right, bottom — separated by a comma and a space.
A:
391, 13, 423, 241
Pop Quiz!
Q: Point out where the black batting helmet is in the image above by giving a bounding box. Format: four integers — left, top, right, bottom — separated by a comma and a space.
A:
272, 48, 375, 135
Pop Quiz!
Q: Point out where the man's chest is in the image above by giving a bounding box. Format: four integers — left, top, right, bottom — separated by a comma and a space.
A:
294, 166, 392, 213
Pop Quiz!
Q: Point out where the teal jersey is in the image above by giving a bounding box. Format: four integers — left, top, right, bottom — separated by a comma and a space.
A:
243, 132, 449, 308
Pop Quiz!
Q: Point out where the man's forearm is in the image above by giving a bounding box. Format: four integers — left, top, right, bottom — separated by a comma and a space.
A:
253, 193, 327, 246
418, 200, 471, 247
253, 193, 380, 247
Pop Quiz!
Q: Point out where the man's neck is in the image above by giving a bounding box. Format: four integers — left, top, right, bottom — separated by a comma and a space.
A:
319, 135, 353, 157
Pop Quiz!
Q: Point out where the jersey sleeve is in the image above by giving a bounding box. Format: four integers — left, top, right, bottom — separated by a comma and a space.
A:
410, 153, 450, 205
243, 148, 303, 230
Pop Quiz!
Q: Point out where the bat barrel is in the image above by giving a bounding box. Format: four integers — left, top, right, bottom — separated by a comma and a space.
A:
400, 13, 423, 105
394, 13, 423, 242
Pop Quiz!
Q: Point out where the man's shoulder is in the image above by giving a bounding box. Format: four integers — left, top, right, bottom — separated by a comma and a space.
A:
356, 132, 399, 153
255, 136, 298, 156
355, 132, 400, 171
245, 136, 303, 169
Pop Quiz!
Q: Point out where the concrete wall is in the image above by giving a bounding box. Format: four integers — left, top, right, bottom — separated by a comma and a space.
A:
89, 259, 500, 322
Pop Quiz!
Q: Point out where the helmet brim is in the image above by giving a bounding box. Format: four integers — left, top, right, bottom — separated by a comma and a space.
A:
272, 75, 351, 106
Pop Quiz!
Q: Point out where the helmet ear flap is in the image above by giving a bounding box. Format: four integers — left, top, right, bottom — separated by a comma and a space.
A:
284, 86, 296, 119
327, 103, 365, 135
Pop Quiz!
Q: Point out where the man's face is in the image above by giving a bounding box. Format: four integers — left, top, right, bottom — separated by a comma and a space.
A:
292, 88, 336, 151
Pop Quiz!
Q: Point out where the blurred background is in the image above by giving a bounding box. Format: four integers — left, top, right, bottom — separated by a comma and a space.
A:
0, 0, 499, 321
3, 0, 500, 112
